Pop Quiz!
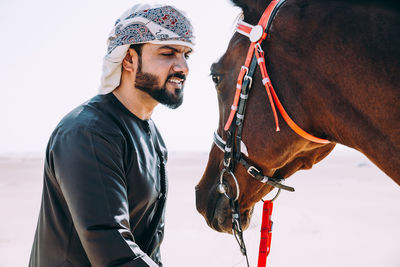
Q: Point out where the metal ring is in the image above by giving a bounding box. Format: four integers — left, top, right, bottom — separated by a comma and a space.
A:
219, 169, 240, 201
261, 186, 282, 203
270, 188, 281, 202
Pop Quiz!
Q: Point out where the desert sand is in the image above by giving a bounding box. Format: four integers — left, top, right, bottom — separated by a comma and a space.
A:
0, 146, 399, 267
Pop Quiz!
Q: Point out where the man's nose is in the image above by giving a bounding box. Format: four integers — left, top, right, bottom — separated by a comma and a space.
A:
173, 56, 189, 74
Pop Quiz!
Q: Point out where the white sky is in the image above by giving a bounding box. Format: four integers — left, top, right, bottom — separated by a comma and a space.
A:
0, 0, 242, 154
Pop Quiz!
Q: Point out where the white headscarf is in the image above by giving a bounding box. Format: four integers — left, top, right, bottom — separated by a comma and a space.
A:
98, 4, 195, 95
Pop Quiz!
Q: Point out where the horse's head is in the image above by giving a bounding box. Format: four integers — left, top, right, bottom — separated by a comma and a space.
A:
195, 0, 336, 233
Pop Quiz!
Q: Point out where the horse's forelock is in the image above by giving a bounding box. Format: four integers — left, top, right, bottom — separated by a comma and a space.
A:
230, 0, 271, 24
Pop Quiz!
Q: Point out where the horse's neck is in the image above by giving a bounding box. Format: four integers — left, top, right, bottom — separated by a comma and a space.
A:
269, 0, 400, 181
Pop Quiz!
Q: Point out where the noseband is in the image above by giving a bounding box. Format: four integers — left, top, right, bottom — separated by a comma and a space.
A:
213, 0, 331, 265
214, 131, 295, 192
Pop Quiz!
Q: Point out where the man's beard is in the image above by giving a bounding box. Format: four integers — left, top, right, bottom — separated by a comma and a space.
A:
134, 65, 186, 109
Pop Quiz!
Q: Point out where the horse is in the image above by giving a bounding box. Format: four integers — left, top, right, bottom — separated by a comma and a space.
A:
195, 0, 400, 238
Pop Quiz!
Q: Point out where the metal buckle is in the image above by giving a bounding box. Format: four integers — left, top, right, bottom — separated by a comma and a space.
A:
247, 166, 260, 177
224, 157, 231, 168
243, 75, 253, 88
241, 66, 249, 75
255, 43, 264, 53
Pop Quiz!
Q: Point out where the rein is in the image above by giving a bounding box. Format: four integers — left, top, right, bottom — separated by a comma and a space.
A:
214, 0, 331, 266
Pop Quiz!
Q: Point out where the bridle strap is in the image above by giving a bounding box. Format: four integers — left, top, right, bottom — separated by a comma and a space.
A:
238, 157, 294, 192
234, 53, 259, 162
254, 45, 331, 144
213, 131, 295, 192
224, 46, 257, 131
224, 0, 283, 131
214, 131, 249, 157
231, 199, 250, 266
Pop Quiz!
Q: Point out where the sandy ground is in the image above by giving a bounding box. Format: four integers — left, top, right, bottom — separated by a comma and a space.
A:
0, 147, 399, 267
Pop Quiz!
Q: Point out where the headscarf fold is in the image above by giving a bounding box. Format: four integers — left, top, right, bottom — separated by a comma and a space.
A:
98, 4, 195, 94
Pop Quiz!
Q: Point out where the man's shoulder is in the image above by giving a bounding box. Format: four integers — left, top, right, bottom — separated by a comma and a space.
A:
52, 94, 121, 139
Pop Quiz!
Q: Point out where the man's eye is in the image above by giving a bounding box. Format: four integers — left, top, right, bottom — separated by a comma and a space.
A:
161, 53, 174, 56
211, 75, 221, 85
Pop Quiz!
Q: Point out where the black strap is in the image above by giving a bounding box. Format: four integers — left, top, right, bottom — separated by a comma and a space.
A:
238, 158, 295, 192
235, 53, 259, 162
266, 0, 287, 34
230, 199, 250, 267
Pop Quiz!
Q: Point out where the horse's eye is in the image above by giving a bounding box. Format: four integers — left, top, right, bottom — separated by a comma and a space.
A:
211, 75, 221, 85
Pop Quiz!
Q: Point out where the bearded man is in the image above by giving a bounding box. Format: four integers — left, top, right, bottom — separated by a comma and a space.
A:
29, 4, 194, 267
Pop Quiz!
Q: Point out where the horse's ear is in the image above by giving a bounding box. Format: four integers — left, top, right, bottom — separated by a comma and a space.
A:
230, 0, 250, 15
230, 0, 271, 24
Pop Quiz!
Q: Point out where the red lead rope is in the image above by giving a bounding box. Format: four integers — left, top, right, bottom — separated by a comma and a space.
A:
258, 200, 274, 267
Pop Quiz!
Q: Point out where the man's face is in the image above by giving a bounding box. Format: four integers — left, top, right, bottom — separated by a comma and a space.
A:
134, 43, 192, 109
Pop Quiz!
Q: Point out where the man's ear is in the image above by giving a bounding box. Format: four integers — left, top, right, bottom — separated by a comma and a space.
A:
122, 49, 138, 72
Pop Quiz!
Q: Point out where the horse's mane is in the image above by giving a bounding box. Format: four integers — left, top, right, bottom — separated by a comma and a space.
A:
231, 0, 400, 24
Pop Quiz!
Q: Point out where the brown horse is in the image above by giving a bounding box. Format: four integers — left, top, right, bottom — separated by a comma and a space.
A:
195, 0, 400, 234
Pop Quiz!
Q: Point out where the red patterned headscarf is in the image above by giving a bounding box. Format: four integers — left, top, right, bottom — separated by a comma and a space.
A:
99, 4, 195, 94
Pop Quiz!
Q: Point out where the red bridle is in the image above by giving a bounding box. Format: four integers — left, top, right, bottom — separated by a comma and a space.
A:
219, 1, 331, 266
225, 0, 330, 144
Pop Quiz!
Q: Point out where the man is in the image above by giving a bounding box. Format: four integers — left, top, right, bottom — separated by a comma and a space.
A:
29, 4, 194, 267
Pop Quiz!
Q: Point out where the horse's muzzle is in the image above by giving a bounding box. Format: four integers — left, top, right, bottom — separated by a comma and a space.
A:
195, 183, 252, 233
